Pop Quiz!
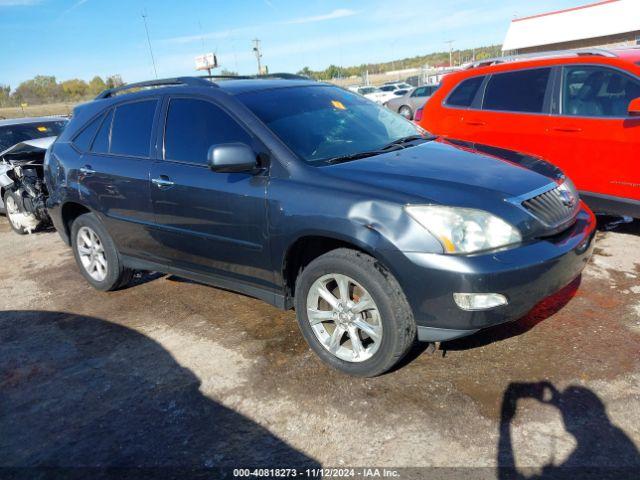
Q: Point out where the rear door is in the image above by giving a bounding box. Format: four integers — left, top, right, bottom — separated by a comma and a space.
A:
409, 86, 431, 112
468, 67, 554, 152
547, 64, 640, 201
78, 98, 159, 256
148, 95, 272, 289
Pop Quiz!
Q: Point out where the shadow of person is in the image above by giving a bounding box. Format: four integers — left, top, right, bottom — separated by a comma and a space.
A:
0, 310, 319, 479
497, 381, 640, 480
443, 276, 581, 352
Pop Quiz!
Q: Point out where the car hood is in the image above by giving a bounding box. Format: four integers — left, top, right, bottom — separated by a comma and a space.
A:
0, 136, 56, 158
322, 139, 556, 206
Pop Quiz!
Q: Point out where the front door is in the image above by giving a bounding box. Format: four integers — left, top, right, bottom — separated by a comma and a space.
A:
546, 64, 640, 202
149, 96, 272, 290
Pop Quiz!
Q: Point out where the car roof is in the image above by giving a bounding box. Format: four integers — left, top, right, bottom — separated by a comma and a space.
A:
0, 116, 68, 127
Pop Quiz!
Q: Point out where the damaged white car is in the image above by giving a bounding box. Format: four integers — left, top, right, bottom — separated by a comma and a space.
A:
0, 117, 67, 234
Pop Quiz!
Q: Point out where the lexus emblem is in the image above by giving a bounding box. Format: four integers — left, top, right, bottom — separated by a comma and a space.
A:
559, 187, 576, 209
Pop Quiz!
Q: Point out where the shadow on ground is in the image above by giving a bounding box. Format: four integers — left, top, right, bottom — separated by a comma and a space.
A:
443, 276, 582, 352
596, 216, 639, 235
497, 381, 640, 479
0, 310, 319, 479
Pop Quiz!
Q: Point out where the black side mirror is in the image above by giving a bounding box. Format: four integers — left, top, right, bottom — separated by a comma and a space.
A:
207, 143, 257, 173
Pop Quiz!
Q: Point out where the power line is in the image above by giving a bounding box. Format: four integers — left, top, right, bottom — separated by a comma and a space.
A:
141, 11, 158, 79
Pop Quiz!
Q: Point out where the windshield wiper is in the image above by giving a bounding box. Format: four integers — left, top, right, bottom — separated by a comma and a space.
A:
324, 150, 386, 165
380, 134, 434, 151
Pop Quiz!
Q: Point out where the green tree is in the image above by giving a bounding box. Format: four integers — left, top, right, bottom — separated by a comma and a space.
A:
105, 74, 124, 89
88, 76, 107, 96
61, 78, 88, 100
13, 75, 63, 104
0, 85, 12, 108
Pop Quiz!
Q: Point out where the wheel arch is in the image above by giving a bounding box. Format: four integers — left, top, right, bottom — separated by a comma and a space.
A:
281, 233, 384, 300
61, 201, 92, 242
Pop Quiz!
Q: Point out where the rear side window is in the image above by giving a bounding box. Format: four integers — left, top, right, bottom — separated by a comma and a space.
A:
412, 87, 428, 97
164, 98, 252, 165
446, 76, 484, 107
73, 114, 103, 151
91, 109, 113, 153
483, 68, 551, 113
110, 100, 157, 157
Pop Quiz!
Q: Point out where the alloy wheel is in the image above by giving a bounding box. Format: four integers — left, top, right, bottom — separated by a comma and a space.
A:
5, 194, 21, 229
77, 226, 108, 282
306, 273, 383, 362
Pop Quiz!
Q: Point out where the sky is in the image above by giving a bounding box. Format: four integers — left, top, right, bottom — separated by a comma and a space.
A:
1, 0, 588, 88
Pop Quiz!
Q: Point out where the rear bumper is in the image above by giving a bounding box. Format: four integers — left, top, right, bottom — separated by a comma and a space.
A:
384, 204, 596, 341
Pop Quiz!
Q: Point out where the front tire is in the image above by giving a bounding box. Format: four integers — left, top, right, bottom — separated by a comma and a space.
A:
3, 190, 40, 235
294, 248, 416, 377
71, 212, 133, 291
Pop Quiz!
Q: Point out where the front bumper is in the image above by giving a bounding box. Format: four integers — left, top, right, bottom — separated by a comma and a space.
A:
383, 204, 596, 342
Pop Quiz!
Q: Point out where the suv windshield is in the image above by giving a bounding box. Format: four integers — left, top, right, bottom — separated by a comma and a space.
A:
0, 120, 66, 152
239, 85, 426, 164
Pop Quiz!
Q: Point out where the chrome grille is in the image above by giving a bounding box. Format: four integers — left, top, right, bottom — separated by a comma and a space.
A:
521, 183, 579, 229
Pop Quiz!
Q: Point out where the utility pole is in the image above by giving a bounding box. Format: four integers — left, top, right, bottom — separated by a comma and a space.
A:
142, 11, 158, 79
252, 38, 263, 75
445, 40, 454, 67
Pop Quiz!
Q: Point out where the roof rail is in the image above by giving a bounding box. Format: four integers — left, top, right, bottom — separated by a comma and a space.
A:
95, 77, 214, 99
465, 47, 617, 69
197, 72, 312, 81
95, 73, 313, 100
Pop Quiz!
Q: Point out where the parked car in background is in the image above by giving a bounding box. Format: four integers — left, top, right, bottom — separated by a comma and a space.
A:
353, 86, 388, 104
420, 47, 640, 218
0, 117, 67, 233
46, 76, 594, 377
385, 84, 439, 119
380, 82, 412, 92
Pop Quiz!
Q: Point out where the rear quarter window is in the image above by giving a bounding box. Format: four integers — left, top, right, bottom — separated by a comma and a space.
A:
445, 76, 484, 107
72, 114, 104, 151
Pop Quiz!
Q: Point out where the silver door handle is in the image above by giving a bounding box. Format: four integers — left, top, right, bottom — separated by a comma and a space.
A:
152, 177, 175, 187
79, 166, 96, 175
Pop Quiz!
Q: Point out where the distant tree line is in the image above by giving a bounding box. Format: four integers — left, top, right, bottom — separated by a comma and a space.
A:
0, 74, 125, 107
298, 45, 502, 80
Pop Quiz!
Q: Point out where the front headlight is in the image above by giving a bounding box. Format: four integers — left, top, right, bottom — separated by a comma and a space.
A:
405, 205, 522, 254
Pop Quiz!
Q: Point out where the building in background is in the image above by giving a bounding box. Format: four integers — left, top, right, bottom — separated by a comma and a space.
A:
503, 0, 640, 54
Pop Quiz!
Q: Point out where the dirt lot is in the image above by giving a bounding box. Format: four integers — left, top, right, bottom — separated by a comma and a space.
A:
1, 215, 639, 478
0, 102, 75, 120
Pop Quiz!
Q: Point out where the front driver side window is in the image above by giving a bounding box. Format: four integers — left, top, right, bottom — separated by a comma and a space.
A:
164, 98, 252, 165
562, 66, 640, 117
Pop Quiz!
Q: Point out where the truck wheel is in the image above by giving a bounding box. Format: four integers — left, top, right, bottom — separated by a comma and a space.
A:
399, 105, 413, 120
71, 212, 133, 291
3, 190, 40, 235
294, 248, 416, 377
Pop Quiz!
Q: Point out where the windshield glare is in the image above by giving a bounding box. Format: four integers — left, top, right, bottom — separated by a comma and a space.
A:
240, 85, 425, 164
0, 121, 66, 152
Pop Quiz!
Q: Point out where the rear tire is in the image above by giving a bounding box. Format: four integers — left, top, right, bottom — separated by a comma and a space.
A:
71, 212, 133, 291
399, 105, 413, 120
294, 248, 416, 377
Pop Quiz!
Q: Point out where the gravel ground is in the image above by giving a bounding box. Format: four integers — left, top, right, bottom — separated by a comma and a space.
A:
0, 216, 639, 479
